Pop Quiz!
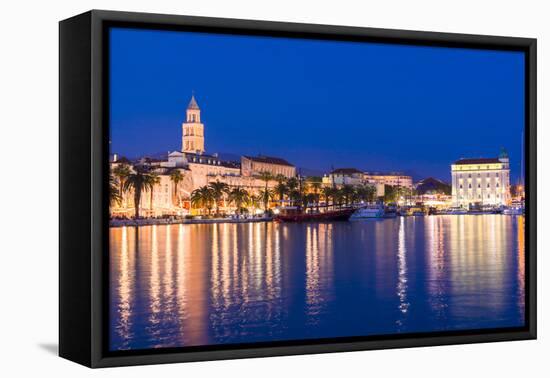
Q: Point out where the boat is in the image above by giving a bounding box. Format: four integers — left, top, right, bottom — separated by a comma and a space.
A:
274, 206, 356, 222
446, 207, 468, 215
384, 203, 398, 218
409, 206, 426, 216
503, 206, 524, 215
350, 204, 385, 219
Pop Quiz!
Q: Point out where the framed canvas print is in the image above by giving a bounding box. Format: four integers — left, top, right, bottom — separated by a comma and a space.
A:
59, 10, 537, 368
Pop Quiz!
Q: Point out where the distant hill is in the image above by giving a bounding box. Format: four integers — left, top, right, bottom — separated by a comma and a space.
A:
415, 177, 451, 195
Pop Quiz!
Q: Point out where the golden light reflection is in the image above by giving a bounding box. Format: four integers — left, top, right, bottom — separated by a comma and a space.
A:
116, 226, 134, 347
517, 215, 525, 318
426, 215, 446, 320
396, 217, 409, 328
305, 223, 334, 324
149, 226, 161, 337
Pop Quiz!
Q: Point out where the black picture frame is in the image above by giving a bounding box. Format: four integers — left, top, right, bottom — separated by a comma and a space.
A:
59, 9, 537, 368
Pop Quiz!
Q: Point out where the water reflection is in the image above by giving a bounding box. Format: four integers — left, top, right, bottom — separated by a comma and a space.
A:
396, 217, 409, 330
110, 215, 525, 351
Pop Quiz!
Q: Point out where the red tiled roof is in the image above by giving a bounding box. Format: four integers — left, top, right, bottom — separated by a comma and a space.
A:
243, 155, 294, 167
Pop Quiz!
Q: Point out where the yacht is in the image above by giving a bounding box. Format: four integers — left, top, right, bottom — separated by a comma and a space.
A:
446, 207, 468, 215
350, 204, 385, 219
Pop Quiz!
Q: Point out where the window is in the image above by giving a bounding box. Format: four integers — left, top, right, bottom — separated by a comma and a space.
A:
487, 183, 490, 188
459, 184, 463, 189
478, 184, 481, 188
468, 184, 472, 189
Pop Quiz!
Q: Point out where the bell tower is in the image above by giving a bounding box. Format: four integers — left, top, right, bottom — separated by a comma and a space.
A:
181, 94, 205, 153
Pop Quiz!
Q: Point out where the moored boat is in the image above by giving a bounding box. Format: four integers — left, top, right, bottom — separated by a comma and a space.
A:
446, 207, 468, 215
274, 206, 356, 222
502, 206, 524, 215
350, 204, 385, 219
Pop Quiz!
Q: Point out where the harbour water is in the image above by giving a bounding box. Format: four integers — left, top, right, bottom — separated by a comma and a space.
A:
109, 215, 525, 351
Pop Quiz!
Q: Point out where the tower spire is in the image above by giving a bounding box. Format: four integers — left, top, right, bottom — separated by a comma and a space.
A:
182, 92, 204, 153
187, 92, 199, 110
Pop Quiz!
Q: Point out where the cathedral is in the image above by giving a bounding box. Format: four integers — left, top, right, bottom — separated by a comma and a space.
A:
110, 93, 296, 217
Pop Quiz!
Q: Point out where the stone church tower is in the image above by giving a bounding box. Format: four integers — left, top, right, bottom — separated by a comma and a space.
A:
181, 94, 205, 153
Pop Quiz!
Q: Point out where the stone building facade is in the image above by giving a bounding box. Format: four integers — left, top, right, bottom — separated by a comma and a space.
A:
451, 150, 511, 208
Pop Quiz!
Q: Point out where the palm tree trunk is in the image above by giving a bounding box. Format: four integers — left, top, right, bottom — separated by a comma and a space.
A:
264, 182, 268, 210
134, 191, 140, 219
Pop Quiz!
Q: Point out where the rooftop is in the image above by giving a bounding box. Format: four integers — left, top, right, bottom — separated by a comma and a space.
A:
453, 158, 502, 165
243, 155, 294, 167
330, 168, 363, 175
187, 94, 199, 110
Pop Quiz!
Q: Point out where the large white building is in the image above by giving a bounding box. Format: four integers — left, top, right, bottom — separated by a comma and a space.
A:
451, 150, 511, 208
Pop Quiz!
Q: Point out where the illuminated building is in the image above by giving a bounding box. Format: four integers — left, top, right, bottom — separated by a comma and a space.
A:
181, 95, 205, 154
241, 155, 296, 178
451, 149, 511, 208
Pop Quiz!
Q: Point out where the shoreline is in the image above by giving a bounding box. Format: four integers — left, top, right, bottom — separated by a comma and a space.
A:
109, 216, 272, 228
109, 212, 522, 228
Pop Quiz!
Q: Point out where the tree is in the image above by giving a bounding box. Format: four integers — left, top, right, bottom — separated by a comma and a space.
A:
123, 171, 155, 219
112, 164, 131, 199
209, 180, 229, 216
384, 185, 398, 203
258, 188, 274, 211
148, 173, 161, 211
257, 171, 274, 210
274, 181, 288, 204
228, 187, 250, 214
109, 175, 121, 207
190, 186, 214, 215
340, 184, 356, 206
356, 184, 376, 203
307, 177, 323, 209
322, 186, 335, 209
169, 170, 183, 206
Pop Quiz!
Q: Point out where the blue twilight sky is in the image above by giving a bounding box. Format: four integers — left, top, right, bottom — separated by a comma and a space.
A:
109, 27, 525, 182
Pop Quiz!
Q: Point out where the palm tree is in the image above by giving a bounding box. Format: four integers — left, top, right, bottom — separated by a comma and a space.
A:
322, 186, 335, 209
249, 193, 261, 210
169, 170, 183, 206
257, 171, 274, 210
364, 185, 377, 203
112, 164, 131, 199
190, 185, 215, 215
307, 177, 323, 209
109, 175, 121, 207
258, 188, 274, 211
228, 187, 250, 214
148, 172, 161, 211
209, 180, 229, 216
123, 171, 155, 219
274, 181, 288, 205
341, 184, 356, 206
